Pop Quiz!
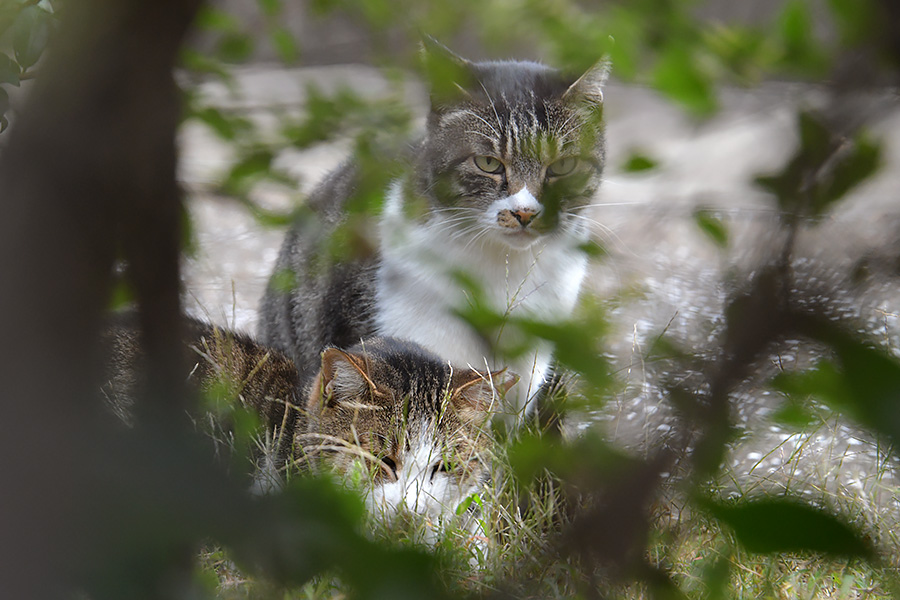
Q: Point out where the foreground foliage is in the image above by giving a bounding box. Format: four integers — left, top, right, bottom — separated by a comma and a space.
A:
0, 0, 898, 598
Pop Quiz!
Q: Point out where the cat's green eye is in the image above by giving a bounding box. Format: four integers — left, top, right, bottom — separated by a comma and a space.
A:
547, 157, 579, 177
473, 155, 505, 175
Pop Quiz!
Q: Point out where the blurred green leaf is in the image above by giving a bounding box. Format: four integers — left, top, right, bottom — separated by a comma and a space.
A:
622, 151, 658, 173
693, 208, 729, 248
11, 5, 50, 69
195, 6, 241, 32
776, 0, 828, 75
518, 318, 610, 389
309, 0, 342, 16
180, 49, 234, 81
259, 0, 282, 17
778, 323, 900, 447
270, 27, 299, 64
190, 106, 251, 141
700, 548, 732, 600
269, 267, 297, 294
0, 2, 22, 38
224, 149, 274, 193
508, 431, 635, 486
0, 86, 8, 116
703, 24, 772, 83
217, 32, 254, 63
827, 0, 878, 46
578, 240, 607, 259
771, 396, 817, 429
0, 53, 20, 86
815, 134, 882, 211
703, 497, 872, 558
652, 44, 717, 116
755, 111, 880, 218
108, 278, 136, 311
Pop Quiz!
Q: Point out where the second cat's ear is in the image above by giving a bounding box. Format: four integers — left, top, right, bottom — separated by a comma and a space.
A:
562, 58, 611, 106
420, 35, 476, 110
450, 368, 519, 420
314, 347, 377, 408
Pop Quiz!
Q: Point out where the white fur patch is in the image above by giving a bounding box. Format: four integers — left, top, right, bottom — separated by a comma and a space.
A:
365, 426, 480, 524
374, 180, 589, 423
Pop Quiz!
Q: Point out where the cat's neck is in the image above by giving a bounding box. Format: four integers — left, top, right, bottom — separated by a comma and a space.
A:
374, 180, 588, 419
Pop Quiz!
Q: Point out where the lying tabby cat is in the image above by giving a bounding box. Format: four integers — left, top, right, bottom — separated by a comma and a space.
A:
101, 316, 516, 526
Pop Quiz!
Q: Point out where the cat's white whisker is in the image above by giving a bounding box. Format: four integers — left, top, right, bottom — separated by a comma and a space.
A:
457, 108, 501, 139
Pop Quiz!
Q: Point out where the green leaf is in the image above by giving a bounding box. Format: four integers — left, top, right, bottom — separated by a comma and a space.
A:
259, 0, 282, 17
703, 24, 771, 84
519, 319, 610, 389
797, 110, 832, 162
190, 106, 250, 141
774, 322, 900, 448
827, 0, 877, 45
777, 0, 828, 75
223, 149, 274, 193
270, 27, 299, 64
180, 49, 233, 82
0, 86, 9, 116
652, 44, 717, 116
0, 3, 21, 39
756, 116, 882, 219
693, 209, 729, 248
217, 32, 254, 63
621, 151, 658, 173
700, 549, 732, 600
771, 397, 817, 429
814, 134, 882, 212
108, 278, 136, 311
577, 240, 607, 258
508, 432, 635, 486
11, 6, 51, 70
0, 53, 20, 86
703, 497, 872, 558
195, 7, 240, 32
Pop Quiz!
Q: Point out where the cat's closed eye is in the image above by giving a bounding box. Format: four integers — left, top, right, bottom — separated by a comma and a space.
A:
473, 155, 505, 175
381, 456, 398, 480
430, 460, 454, 481
546, 156, 579, 177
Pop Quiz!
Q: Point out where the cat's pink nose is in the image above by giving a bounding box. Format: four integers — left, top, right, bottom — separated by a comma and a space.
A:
512, 208, 538, 226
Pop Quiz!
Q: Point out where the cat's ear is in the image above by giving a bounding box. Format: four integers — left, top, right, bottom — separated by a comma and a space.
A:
314, 347, 377, 408
562, 58, 611, 106
420, 35, 476, 109
450, 368, 519, 420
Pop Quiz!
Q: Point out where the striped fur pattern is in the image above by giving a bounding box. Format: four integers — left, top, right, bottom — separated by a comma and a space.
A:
102, 317, 514, 527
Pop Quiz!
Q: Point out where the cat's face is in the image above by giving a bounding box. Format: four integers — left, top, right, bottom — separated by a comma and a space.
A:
416, 45, 608, 251
301, 338, 516, 524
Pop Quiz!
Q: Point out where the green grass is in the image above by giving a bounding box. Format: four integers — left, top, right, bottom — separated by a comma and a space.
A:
193, 404, 900, 599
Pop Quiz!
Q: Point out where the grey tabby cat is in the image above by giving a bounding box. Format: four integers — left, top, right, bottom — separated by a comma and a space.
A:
102, 316, 515, 528
260, 41, 608, 425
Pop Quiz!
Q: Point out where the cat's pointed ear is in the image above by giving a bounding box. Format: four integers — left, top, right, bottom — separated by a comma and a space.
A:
420, 35, 475, 110
450, 368, 519, 420
562, 58, 611, 106
314, 347, 377, 408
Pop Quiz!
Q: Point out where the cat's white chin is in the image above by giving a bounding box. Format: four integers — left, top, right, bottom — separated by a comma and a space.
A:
496, 228, 542, 250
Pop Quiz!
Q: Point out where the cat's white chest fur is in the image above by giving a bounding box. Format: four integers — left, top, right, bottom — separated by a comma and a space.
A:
374, 182, 588, 421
